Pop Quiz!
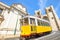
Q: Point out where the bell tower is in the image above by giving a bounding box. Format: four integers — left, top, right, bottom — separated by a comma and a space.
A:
46, 5, 60, 31
35, 9, 42, 18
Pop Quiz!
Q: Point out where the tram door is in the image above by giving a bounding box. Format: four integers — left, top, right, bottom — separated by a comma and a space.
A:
30, 18, 36, 33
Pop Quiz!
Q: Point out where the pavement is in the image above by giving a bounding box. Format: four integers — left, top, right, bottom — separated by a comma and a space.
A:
5, 31, 60, 40
30, 31, 60, 40
5, 37, 19, 40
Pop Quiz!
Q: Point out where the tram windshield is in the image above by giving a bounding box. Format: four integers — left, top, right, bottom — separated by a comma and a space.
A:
20, 16, 36, 26
20, 17, 28, 26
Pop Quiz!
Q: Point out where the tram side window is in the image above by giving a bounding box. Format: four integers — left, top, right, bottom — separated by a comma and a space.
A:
43, 22, 46, 26
45, 22, 50, 26
37, 20, 40, 26
41, 21, 43, 26
30, 18, 35, 26
47, 23, 50, 26
37, 20, 43, 26
42, 21, 46, 26
37, 19, 50, 26
30, 18, 36, 31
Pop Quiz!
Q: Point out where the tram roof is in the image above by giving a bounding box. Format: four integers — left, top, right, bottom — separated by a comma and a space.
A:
23, 16, 49, 23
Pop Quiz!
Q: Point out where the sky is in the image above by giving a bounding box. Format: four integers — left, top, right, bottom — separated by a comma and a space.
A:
0, 0, 60, 18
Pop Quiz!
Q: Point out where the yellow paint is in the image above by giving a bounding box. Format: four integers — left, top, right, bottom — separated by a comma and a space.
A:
20, 25, 52, 36
21, 25, 31, 35
36, 26, 52, 33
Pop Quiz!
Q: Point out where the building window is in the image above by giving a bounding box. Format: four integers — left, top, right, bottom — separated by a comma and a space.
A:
0, 8, 4, 24
0, 8, 3, 14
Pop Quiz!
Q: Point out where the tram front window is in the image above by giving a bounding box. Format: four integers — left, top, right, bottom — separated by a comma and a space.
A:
20, 18, 28, 26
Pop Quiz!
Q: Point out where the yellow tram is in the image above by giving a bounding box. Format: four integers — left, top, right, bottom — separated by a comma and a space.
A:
20, 16, 52, 39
